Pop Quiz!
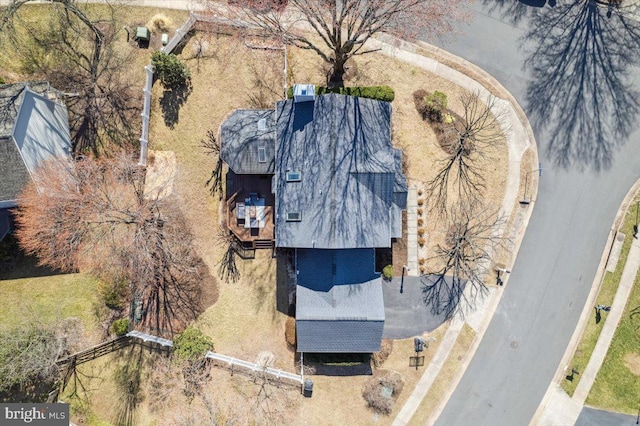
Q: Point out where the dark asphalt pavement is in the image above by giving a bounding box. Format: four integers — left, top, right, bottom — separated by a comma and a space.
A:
576, 406, 639, 426
382, 276, 447, 339
431, 2, 640, 425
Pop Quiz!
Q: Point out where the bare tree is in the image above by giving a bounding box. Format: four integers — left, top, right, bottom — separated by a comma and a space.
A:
422, 200, 505, 320
202, 130, 224, 200
13, 153, 209, 334
215, 221, 242, 283
427, 91, 507, 215
0, 318, 84, 396
220, 0, 468, 87
0, 0, 139, 155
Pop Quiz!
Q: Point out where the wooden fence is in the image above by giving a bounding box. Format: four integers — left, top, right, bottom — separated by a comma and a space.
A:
137, 12, 260, 166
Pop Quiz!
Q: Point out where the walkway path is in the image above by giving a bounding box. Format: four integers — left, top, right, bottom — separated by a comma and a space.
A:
406, 189, 418, 276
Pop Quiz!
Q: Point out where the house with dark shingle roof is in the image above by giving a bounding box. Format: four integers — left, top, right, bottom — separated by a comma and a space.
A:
0, 81, 72, 240
220, 89, 407, 353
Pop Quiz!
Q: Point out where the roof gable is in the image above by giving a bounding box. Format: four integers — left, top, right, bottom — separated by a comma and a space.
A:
0, 82, 72, 205
220, 109, 276, 175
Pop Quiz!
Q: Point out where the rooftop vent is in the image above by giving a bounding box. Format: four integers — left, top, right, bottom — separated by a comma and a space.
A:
293, 84, 316, 103
258, 147, 267, 163
286, 212, 302, 222
285, 171, 301, 182
258, 118, 267, 131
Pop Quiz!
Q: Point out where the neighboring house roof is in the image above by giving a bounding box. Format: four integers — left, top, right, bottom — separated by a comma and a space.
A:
296, 248, 385, 353
274, 94, 406, 249
220, 109, 276, 175
0, 82, 72, 209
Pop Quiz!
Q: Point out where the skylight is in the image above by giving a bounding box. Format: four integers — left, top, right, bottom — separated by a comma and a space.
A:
285, 171, 301, 182
286, 212, 301, 222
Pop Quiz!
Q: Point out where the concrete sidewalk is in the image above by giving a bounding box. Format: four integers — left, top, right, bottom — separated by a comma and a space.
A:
533, 179, 640, 426
369, 33, 537, 426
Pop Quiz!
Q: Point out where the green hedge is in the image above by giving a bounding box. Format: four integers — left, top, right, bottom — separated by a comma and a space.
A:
111, 318, 129, 336
173, 326, 213, 362
382, 264, 394, 280
287, 85, 395, 102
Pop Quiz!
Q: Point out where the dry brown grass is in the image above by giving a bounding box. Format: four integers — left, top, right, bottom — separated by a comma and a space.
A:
0, 5, 188, 85
409, 323, 476, 425
623, 353, 640, 376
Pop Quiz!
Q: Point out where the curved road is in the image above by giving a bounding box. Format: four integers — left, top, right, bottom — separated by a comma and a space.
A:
431, 2, 640, 426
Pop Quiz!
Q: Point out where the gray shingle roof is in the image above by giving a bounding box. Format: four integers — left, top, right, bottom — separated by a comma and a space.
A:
295, 248, 385, 353
274, 94, 406, 249
0, 136, 29, 207
220, 109, 276, 174
0, 81, 51, 139
0, 82, 72, 207
296, 320, 383, 353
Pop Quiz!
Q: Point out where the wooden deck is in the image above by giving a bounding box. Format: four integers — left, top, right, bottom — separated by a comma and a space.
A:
225, 172, 275, 249
228, 202, 275, 244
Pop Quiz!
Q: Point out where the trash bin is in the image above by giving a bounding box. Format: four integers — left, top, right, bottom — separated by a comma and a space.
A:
303, 379, 313, 398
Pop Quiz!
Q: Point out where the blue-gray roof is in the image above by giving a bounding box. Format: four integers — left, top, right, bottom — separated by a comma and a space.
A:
295, 248, 385, 353
274, 94, 406, 249
0, 82, 71, 208
296, 320, 383, 353
220, 109, 276, 175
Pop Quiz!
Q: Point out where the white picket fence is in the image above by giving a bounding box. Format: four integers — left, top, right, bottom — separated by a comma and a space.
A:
126, 330, 303, 386
205, 351, 304, 385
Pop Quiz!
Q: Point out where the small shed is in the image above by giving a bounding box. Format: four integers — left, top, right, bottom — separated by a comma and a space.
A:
135, 26, 150, 41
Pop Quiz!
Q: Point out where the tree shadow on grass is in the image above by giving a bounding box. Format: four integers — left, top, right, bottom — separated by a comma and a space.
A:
0, 235, 66, 280
112, 346, 146, 426
160, 81, 193, 129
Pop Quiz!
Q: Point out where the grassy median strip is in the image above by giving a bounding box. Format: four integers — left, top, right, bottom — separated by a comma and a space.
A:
587, 212, 640, 412
408, 323, 476, 425
561, 199, 639, 398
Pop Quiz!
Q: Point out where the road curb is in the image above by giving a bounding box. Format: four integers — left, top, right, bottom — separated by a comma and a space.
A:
531, 177, 640, 425
370, 34, 541, 425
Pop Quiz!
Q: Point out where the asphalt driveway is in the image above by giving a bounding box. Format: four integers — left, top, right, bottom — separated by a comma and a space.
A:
382, 276, 448, 339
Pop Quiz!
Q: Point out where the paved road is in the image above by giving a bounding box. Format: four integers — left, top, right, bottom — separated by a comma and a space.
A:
431, 2, 640, 425
576, 406, 639, 426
